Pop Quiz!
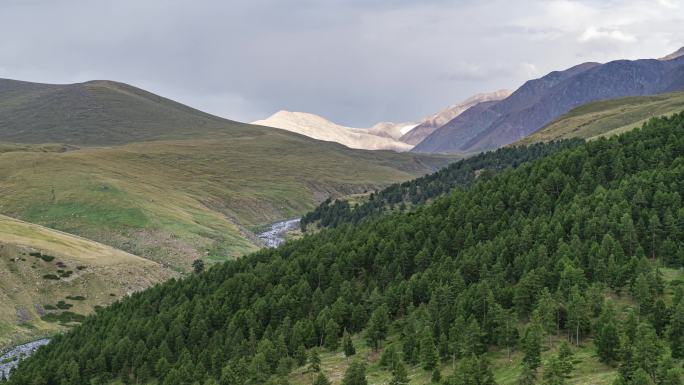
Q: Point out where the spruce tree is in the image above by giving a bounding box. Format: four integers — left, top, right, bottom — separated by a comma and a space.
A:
341, 361, 368, 385
389, 361, 409, 385
521, 323, 542, 371
366, 305, 389, 351
312, 373, 331, 385
595, 302, 620, 364
309, 349, 321, 373
343, 332, 356, 357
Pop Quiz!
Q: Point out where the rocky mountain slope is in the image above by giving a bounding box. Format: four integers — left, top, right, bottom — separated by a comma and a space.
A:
400, 89, 511, 145
252, 110, 412, 151
413, 48, 684, 154
253, 90, 510, 151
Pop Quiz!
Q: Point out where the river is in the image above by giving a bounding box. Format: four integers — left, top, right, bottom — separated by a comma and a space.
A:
0, 339, 50, 378
257, 218, 300, 248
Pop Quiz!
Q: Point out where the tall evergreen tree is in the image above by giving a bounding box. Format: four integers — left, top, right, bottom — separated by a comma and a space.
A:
341, 361, 368, 385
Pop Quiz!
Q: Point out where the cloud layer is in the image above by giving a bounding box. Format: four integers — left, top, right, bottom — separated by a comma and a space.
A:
0, 0, 681, 126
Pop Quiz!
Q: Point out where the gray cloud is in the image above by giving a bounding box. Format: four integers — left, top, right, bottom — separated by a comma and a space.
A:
0, 0, 682, 126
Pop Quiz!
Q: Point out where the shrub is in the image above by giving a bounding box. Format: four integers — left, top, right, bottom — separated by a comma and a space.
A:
41, 311, 85, 324
42, 274, 60, 280
56, 301, 73, 310
66, 295, 86, 301
43, 304, 57, 310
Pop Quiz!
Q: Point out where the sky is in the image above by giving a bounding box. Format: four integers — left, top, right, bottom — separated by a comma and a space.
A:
0, 0, 682, 127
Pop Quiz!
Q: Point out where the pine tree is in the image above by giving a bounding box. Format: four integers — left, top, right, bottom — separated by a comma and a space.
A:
312, 372, 331, 385
343, 331, 356, 357
379, 344, 400, 370
595, 302, 620, 364
366, 305, 389, 351
324, 319, 340, 351
389, 361, 409, 385
431, 368, 442, 384
666, 300, 684, 358
557, 342, 573, 377
191, 259, 205, 274
566, 286, 590, 346
542, 357, 565, 385
517, 364, 537, 385
535, 288, 557, 347
341, 361, 368, 385
420, 327, 439, 370
309, 349, 321, 373
521, 323, 542, 371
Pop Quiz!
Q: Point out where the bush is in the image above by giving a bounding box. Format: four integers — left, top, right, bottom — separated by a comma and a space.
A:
43, 304, 57, 310
30, 252, 56, 262
66, 295, 86, 301
56, 301, 73, 310
59, 271, 73, 278
42, 274, 60, 280
41, 311, 85, 324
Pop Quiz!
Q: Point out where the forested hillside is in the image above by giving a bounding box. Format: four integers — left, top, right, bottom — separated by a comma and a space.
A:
5, 113, 684, 385
301, 139, 582, 230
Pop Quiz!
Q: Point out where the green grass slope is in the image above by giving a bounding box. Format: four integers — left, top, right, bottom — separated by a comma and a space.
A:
0, 79, 247, 145
0, 78, 452, 271
517, 91, 684, 145
0, 133, 450, 271
0, 215, 174, 350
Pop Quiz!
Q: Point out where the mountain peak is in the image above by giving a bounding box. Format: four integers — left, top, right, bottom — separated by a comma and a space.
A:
252, 111, 412, 152
659, 47, 684, 61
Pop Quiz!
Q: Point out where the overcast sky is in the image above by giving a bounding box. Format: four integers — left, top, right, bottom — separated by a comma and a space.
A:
0, 0, 682, 126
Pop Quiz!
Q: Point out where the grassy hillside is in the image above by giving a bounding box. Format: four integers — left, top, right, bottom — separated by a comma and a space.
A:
0, 132, 450, 271
517, 91, 684, 145
0, 78, 452, 271
0, 215, 173, 350
6, 114, 684, 385
0, 79, 248, 145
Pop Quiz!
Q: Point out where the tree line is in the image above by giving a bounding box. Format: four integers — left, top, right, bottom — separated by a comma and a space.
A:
300, 139, 583, 230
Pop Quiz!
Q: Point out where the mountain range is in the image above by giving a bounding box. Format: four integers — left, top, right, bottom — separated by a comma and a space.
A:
252, 111, 413, 152
252, 90, 510, 151
413, 48, 684, 153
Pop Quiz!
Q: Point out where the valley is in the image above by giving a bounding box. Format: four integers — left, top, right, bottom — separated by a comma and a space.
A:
0, 79, 453, 272
1, 10, 684, 384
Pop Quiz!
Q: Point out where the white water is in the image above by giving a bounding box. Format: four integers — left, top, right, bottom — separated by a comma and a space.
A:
0, 339, 50, 378
257, 218, 300, 248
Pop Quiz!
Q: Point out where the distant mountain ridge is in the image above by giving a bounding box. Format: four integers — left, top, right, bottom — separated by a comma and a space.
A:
413, 48, 684, 153
253, 90, 510, 151
401, 89, 511, 145
252, 110, 413, 151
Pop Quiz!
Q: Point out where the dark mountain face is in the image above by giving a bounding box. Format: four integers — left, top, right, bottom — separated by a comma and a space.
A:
412, 62, 600, 153
413, 53, 684, 154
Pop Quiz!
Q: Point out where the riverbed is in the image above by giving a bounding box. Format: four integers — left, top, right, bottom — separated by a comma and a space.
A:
0, 339, 50, 378
257, 218, 300, 248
